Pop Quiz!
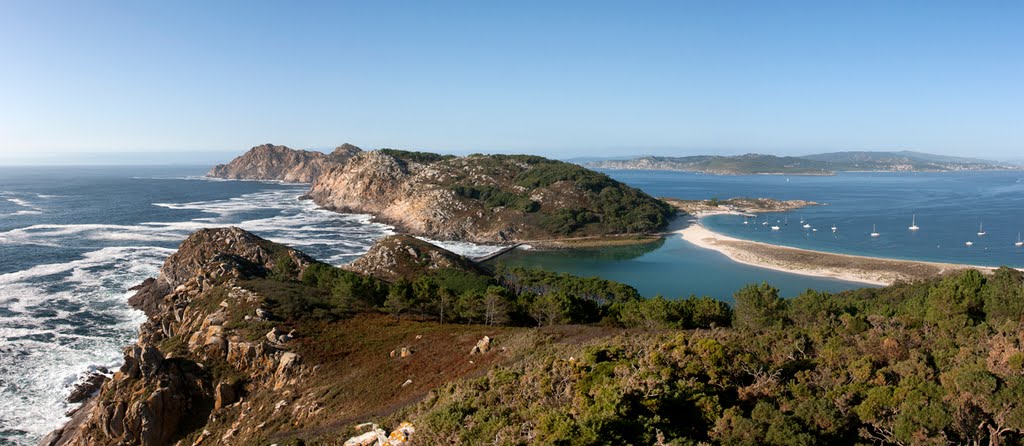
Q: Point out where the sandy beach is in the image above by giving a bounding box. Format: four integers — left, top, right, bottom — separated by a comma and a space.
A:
677, 211, 995, 286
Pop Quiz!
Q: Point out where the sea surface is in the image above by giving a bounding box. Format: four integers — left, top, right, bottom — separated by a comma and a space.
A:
2, 166, 1019, 444
0, 165, 495, 445
498, 169, 1024, 301
612, 169, 1024, 267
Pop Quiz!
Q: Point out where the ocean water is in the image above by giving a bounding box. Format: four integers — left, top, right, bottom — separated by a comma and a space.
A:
2, 166, 1018, 444
606, 170, 1024, 268
0, 166, 499, 445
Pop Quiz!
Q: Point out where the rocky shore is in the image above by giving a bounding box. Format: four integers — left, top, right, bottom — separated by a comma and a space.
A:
40, 228, 521, 446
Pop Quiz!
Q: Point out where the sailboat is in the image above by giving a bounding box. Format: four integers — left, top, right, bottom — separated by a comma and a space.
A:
870, 224, 880, 237
831, 224, 837, 233
771, 225, 781, 231
1016, 233, 1023, 247
978, 222, 986, 237
803, 222, 811, 229
966, 241, 974, 246
908, 214, 919, 231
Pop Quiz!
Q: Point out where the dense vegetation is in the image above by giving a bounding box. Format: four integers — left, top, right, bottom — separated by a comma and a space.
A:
396, 267, 1024, 445
451, 184, 539, 212
241, 251, 1024, 445
377, 148, 456, 164
433, 153, 675, 237
291, 261, 725, 330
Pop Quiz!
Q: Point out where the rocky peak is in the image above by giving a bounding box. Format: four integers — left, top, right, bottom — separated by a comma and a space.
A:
345, 235, 490, 282
330, 143, 363, 159
159, 227, 314, 287
128, 227, 315, 318
208, 143, 334, 183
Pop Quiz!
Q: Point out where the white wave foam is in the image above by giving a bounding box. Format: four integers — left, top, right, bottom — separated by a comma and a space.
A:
0, 247, 154, 442
3, 196, 44, 217
416, 237, 506, 258
1, 180, 502, 444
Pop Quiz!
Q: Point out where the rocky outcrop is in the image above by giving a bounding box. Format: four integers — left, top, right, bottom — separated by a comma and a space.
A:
307, 151, 673, 243
129, 227, 315, 319
45, 228, 315, 446
345, 235, 490, 282
208, 143, 362, 183
343, 421, 416, 446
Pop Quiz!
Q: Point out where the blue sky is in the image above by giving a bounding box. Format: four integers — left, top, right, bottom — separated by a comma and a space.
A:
1, 1, 1021, 163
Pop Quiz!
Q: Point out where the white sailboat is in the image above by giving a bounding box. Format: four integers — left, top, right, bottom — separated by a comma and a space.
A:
771, 225, 781, 231
908, 214, 919, 231
1016, 233, 1023, 247
978, 222, 986, 236
966, 241, 974, 246
870, 224, 880, 237
802, 223, 811, 229
831, 224, 837, 233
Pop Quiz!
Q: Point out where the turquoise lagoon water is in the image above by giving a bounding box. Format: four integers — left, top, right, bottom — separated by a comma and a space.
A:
491, 218, 870, 302
494, 170, 1024, 301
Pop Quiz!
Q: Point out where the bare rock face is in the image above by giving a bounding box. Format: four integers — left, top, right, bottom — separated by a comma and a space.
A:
306, 150, 674, 243
158, 227, 315, 288
345, 235, 490, 282
208, 143, 362, 183
127, 227, 315, 320
46, 228, 315, 446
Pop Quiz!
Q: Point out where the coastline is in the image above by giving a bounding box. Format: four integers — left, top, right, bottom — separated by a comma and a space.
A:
677, 211, 995, 286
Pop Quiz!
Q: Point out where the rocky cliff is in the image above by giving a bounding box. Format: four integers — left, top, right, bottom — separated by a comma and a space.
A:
208, 143, 362, 183
307, 150, 674, 243
42, 228, 317, 446
42, 228, 514, 446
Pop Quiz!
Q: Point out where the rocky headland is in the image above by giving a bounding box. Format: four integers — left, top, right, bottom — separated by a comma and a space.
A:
305, 150, 674, 243
208, 143, 362, 183
41, 228, 545, 445
210, 145, 675, 244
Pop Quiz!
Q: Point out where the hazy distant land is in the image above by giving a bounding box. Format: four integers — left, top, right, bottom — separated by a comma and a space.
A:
585, 150, 1021, 175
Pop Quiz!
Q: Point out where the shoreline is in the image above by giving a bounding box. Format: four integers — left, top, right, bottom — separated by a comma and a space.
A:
677, 211, 996, 286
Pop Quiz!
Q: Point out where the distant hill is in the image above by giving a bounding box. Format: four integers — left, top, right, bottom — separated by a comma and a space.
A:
587, 154, 833, 175
586, 151, 1017, 175
801, 150, 1001, 167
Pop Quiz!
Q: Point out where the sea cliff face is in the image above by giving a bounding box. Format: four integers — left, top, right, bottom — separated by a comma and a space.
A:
207, 143, 362, 183
306, 150, 674, 243
41, 228, 317, 446
41, 228, 510, 446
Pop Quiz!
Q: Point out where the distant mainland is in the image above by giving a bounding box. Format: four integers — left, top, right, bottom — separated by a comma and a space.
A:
584, 150, 1022, 175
